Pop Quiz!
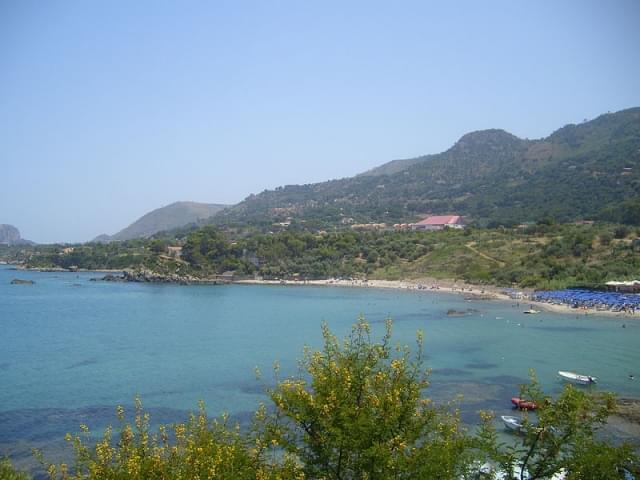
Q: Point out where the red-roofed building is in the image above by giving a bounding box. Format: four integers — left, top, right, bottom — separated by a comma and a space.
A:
411, 215, 464, 231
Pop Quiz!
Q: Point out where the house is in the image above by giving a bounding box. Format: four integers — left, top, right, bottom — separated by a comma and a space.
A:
411, 215, 464, 231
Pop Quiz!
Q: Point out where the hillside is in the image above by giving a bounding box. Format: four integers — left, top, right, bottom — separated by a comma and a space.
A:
214, 108, 640, 229
95, 201, 227, 242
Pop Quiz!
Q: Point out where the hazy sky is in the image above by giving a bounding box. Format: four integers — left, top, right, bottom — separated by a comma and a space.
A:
1, 1, 639, 243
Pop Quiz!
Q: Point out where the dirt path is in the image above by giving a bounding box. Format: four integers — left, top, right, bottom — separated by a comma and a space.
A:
465, 242, 506, 266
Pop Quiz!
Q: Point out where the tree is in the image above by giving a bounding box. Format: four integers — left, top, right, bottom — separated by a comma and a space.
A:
614, 226, 630, 239
182, 226, 232, 271
267, 318, 474, 480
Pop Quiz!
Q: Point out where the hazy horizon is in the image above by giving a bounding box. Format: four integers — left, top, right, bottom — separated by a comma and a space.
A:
2, 0, 640, 243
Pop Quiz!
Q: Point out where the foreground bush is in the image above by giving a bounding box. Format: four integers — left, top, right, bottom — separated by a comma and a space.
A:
36, 398, 303, 480
0, 459, 30, 480
4, 319, 637, 479
267, 319, 475, 479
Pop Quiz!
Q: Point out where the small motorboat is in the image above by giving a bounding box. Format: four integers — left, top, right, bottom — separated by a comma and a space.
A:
511, 396, 537, 410
523, 309, 540, 314
501, 415, 524, 432
558, 371, 597, 385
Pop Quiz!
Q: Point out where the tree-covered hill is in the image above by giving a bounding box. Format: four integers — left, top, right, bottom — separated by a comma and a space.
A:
214, 107, 640, 229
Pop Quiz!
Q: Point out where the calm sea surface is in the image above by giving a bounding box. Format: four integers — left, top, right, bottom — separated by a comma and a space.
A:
1, 265, 639, 469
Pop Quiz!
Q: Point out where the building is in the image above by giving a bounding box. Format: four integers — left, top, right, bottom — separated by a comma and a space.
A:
411, 215, 464, 231
393, 223, 411, 231
351, 223, 387, 231
604, 280, 640, 293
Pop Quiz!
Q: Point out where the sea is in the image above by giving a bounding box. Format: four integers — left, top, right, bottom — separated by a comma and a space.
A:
1, 265, 639, 473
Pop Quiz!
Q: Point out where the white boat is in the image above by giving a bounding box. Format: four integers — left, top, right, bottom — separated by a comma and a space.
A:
523, 309, 540, 314
501, 415, 523, 432
558, 370, 597, 385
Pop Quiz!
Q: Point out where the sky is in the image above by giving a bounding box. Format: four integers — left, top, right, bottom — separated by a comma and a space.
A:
1, 1, 639, 243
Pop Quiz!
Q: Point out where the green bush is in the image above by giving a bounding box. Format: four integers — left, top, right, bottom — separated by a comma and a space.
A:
0, 459, 30, 480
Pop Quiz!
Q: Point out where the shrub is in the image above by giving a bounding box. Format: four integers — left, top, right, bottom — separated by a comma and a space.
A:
0, 459, 30, 480
599, 232, 613, 246
268, 319, 474, 479
614, 226, 630, 239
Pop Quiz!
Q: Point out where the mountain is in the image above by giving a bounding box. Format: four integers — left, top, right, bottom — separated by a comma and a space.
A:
214, 108, 640, 228
95, 201, 228, 242
0, 224, 21, 245
0, 224, 34, 245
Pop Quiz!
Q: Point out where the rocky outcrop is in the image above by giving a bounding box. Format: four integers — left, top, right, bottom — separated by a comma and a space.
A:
98, 269, 221, 285
0, 225, 21, 245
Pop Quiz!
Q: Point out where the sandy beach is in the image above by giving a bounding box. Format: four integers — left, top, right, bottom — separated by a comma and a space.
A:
235, 277, 640, 319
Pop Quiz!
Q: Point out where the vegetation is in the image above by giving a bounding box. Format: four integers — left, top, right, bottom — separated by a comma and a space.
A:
0, 459, 30, 480
9, 240, 157, 271
6, 222, 640, 290
267, 320, 473, 479
3, 320, 637, 479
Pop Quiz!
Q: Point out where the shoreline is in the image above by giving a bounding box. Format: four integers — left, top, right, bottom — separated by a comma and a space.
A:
5, 264, 637, 319
234, 277, 640, 319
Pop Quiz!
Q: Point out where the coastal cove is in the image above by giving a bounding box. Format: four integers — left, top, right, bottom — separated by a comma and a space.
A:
2, 266, 640, 471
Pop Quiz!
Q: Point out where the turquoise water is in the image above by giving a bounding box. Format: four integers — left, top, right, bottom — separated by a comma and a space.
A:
1, 265, 639, 469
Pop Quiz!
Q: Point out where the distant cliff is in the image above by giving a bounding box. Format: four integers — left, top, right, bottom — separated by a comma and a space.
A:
0, 224, 33, 245
94, 201, 228, 242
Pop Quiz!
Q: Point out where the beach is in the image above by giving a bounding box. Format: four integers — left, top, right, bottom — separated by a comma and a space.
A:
235, 277, 640, 318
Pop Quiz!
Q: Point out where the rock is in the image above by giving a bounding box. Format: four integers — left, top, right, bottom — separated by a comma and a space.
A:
0, 225, 21, 245
101, 274, 123, 282
446, 308, 479, 317
615, 398, 640, 425
95, 269, 218, 285
10, 278, 34, 285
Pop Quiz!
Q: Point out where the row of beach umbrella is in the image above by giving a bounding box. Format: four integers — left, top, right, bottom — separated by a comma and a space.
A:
531, 288, 640, 311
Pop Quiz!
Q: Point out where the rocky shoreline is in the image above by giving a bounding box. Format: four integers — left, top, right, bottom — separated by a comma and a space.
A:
95, 269, 224, 285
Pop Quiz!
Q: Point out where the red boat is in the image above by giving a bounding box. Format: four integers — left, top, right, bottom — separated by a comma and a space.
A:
511, 397, 537, 410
